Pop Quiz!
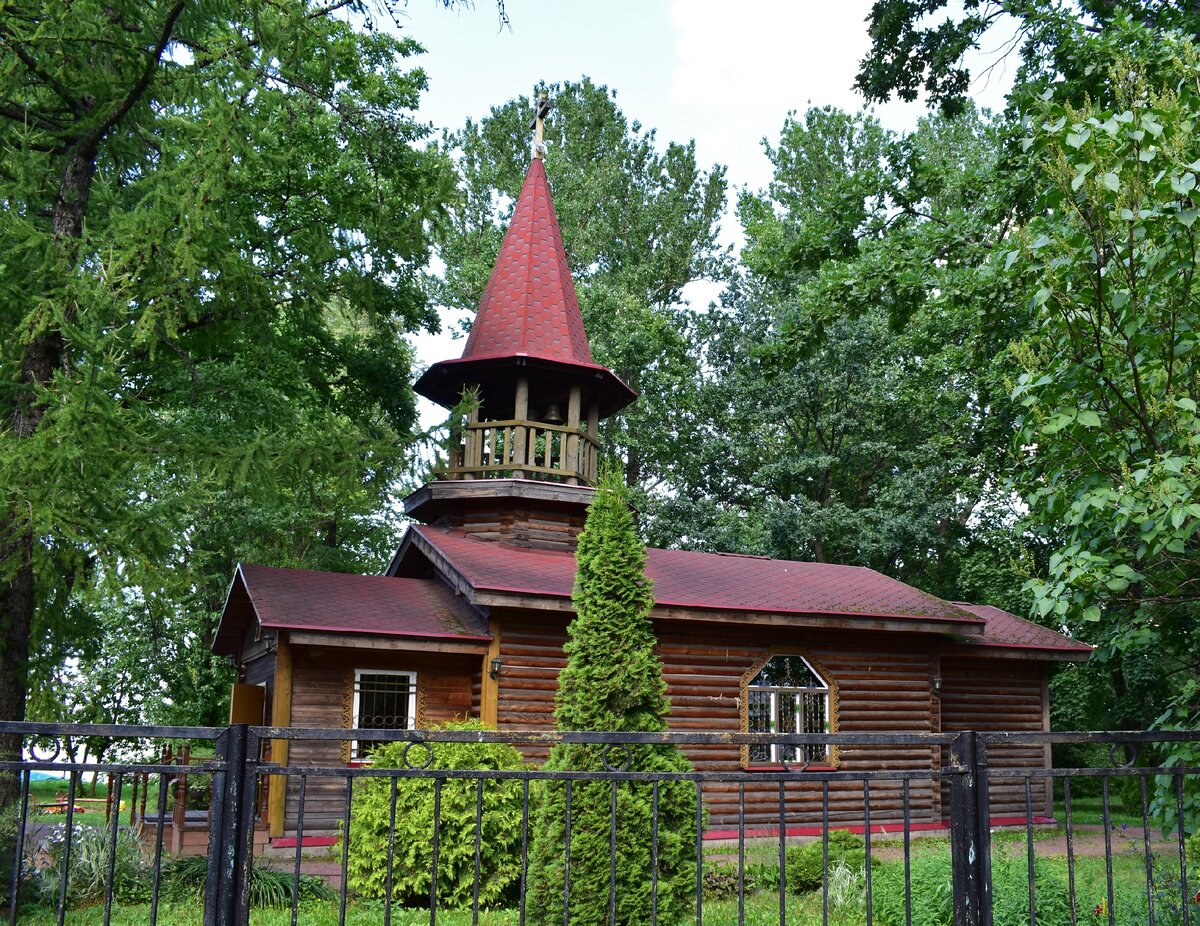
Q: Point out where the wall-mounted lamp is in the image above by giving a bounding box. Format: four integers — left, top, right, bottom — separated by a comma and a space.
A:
489, 657, 503, 680
932, 675, 943, 697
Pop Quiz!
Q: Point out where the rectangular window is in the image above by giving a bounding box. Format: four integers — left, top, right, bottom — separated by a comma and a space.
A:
351, 670, 416, 761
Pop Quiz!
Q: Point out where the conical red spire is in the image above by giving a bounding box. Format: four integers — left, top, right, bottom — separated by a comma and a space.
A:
416, 160, 635, 416
460, 159, 594, 366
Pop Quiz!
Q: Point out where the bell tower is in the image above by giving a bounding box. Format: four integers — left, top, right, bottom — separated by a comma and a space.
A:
405, 95, 635, 549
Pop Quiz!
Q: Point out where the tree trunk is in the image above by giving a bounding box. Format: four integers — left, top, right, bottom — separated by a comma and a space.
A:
0, 532, 33, 912
0, 142, 96, 820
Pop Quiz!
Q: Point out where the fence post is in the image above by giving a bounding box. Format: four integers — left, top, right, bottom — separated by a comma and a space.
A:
204, 724, 258, 926
948, 731, 992, 926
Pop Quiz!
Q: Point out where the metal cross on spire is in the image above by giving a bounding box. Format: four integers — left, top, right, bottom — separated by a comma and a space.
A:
531, 92, 551, 160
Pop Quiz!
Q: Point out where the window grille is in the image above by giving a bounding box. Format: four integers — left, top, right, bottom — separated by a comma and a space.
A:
351, 670, 416, 760
746, 655, 830, 764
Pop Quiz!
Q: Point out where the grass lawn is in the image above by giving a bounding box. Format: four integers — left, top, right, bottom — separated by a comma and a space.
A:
26, 777, 168, 827
1055, 792, 1145, 829
15, 842, 1189, 926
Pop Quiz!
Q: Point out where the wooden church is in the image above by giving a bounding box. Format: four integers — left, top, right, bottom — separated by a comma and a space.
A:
212, 120, 1091, 842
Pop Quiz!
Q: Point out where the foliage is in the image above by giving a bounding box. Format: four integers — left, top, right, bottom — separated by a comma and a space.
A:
0, 0, 455, 735
873, 851, 1072, 926
1093, 825, 1200, 926
435, 77, 728, 489
650, 102, 1036, 608
1004, 19, 1200, 825
746, 861, 781, 893
701, 862, 755, 901
855, 1, 1200, 116
784, 830, 869, 894
823, 860, 868, 922
344, 721, 526, 909
526, 473, 697, 926
161, 854, 335, 908
25, 823, 151, 908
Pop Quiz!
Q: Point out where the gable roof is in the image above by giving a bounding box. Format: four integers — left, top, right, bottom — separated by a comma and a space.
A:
952, 602, 1093, 657
405, 525, 986, 632
212, 564, 489, 655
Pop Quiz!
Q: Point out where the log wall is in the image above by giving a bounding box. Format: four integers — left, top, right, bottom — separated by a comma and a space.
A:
431, 503, 586, 551
494, 611, 946, 829
939, 655, 1051, 816
282, 645, 478, 833
266, 618, 1056, 838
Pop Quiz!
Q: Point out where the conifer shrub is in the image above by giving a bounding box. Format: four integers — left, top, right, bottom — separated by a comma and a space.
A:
344, 720, 526, 909
526, 472, 698, 926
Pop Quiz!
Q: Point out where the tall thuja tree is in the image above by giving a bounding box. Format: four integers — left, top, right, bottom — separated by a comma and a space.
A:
435, 78, 728, 490
527, 473, 696, 926
0, 0, 454, 775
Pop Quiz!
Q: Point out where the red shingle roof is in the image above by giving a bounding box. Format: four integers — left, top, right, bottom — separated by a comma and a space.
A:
461, 158, 593, 366
213, 564, 488, 653
414, 160, 636, 415
952, 603, 1093, 655
411, 525, 986, 626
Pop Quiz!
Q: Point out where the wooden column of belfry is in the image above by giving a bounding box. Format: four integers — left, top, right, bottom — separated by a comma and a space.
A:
513, 376, 529, 477
587, 400, 600, 482
481, 617, 502, 727
465, 405, 480, 478
268, 633, 293, 838
565, 385, 582, 485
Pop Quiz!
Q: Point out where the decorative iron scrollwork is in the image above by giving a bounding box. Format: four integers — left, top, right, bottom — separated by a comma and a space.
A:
402, 741, 434, 770
600, 743, 633, 772
27, 736, 63, 763
1109, 742, 1139, 768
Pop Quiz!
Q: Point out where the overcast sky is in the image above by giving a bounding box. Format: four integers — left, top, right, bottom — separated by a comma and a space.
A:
403, 1, 1014, 190
396, 1, 1016, 411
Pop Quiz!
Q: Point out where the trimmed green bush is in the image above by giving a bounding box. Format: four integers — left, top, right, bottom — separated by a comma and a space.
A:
1186, 830, 1200, 868
525, 473, 698, 926
344, 720, 526, 909
785, 830, 868, 894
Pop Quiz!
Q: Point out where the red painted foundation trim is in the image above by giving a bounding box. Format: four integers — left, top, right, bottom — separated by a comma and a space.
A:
271, 836, 340, 849
703, 815, 1056, 841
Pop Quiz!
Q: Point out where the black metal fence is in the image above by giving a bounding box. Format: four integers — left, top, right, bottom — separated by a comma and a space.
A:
2, 721, 1198, 926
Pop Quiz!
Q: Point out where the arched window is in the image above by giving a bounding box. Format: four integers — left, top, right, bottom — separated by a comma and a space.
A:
745, 655, 832, 764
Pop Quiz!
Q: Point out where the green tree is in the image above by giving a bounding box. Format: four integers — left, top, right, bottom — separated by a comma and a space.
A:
856, 0, 1200, 116
646, 105, 1036, 606
526, 473, 696, 926
434, 78, 728, 489
0, 0, 453, 784
1007, 24, 1200, 741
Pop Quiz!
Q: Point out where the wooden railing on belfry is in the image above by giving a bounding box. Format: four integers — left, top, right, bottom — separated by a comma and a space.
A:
443, 418, 599, 485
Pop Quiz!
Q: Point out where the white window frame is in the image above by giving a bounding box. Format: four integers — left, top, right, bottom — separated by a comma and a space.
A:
747, 655, 831, 765
351, 669, 417, 762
